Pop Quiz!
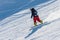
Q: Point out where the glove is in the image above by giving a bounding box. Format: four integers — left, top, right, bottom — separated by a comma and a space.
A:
31, 16, 32, 18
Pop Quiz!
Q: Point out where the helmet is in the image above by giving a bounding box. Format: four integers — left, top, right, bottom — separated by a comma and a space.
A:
30, 8, 34, 10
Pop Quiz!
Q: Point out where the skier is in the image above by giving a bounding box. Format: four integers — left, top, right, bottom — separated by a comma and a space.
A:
30, 8, 43, 26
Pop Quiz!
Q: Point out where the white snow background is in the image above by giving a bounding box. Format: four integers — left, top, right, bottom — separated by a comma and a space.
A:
0, 0, 60, 40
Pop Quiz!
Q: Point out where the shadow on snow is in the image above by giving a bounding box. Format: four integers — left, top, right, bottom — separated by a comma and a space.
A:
25, 18, 60, 38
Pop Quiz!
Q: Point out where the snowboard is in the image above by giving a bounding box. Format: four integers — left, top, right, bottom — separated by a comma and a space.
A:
29, 22, 47, 30
30, 24, 43, 30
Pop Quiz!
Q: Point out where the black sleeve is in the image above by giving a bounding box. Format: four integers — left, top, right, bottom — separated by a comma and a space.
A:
35, 10, 37, 14
31, 13, 33, 18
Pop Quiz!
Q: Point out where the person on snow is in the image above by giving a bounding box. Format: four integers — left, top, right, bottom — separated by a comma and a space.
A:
30, 8, 43, 26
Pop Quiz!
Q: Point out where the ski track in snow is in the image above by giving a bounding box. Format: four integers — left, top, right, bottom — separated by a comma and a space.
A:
0, 0, 60, 40
25, 18, 60, 38
26, 18, 60, 40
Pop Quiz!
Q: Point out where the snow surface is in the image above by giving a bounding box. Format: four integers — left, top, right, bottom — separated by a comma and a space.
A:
0, 0, 60, 40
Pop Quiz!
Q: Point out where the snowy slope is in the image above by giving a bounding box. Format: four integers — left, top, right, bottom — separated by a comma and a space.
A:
24, 10, 60, 40
0, 0, 50, 20
0, 0, 60, 40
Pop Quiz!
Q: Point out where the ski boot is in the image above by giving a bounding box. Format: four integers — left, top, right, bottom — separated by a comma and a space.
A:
34, 22, 37, 26
40, 20, 43, 24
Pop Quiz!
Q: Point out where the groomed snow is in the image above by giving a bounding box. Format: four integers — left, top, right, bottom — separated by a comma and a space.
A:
0, 0, 60, 40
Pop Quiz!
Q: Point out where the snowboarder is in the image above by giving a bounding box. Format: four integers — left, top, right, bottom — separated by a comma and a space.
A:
30, 8, 43, 26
